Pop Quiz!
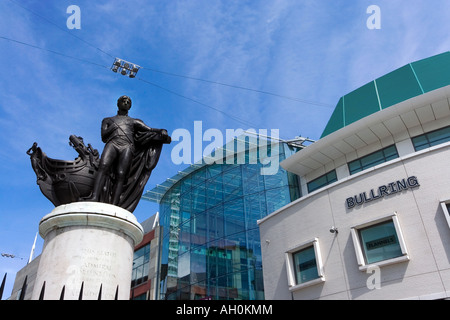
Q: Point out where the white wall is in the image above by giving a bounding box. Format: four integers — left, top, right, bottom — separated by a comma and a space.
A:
260, 143, 450, 300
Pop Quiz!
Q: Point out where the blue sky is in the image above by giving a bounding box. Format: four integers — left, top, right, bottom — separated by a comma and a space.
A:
1, 0, 450, 299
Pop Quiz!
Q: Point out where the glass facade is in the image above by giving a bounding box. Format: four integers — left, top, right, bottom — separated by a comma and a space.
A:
157, 140, 300, 300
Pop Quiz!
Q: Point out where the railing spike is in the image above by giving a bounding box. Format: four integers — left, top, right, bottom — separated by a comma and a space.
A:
18, 275, 28, 300
78, 281, 84, 300
0, 273, 6, 300
38, 281, 46, 300
97, 284, 102, 300
59, 285, 65, 300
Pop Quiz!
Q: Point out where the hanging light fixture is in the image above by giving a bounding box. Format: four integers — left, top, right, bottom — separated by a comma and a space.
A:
110, 58, 141, 78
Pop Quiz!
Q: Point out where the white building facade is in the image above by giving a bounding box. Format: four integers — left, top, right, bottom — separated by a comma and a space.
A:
258, 52, 450, 300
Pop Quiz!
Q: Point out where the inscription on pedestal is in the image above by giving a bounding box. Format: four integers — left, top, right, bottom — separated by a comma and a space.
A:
66, 248, 120, 299
32, 203, 143, 300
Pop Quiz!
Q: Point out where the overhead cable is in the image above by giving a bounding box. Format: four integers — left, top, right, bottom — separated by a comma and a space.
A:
0, 35, 258, 128
7, 0, 332, 108
7, 0, 114, 59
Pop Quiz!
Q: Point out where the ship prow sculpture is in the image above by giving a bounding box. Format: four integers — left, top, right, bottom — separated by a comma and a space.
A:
27, 135, 100, 207
27, 95, 171, 213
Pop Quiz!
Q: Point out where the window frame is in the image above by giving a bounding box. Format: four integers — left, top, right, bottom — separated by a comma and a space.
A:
285, 238, 325, 291
307, 170, 337, 193
348, 145, 399, 175
351, 213, 409, 271
439, 200, 450, 229
131, 243, 151, 288
412, 125, 450, 151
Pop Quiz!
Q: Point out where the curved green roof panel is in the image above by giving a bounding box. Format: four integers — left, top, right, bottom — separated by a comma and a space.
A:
321, 51, 450, 138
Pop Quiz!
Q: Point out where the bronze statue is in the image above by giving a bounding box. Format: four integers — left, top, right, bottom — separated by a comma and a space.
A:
27, 135, 100, 206
28, 96, 171, 213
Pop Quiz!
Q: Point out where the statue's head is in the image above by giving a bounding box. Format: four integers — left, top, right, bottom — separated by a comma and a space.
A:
117, 95, 132, 112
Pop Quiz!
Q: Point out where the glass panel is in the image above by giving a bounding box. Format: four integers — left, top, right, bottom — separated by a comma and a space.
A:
222, 166, 243, 202
265, 187, 290, 214
179, 220, 191, 254
191, 212, 207, 247
412, 134, 429, 151
287, 172, 301, 200
180, 193, 192, 224
348, 160, 362, 175
263, 166, 287, 189
181, 175, 192, 194
293, 246, 319, 284
359, 220, 403, 264
191, 245, 207, 284
192, 167, 206, 186
326, 170, 337, 183
132, 293, 147, 300
413, 125, 450, 151
131, 243, 151, 288
144, 245, 150, 263
428, 125, 450, 146
206, 164, 222, 179
383, 145, 399, 161
208, 205, 224, 241
360, 150, 385, 168
307, 170, 337, 193
192, 182, 206, 214
348, 145, 399, 175
245, 192, 267, 229
307, 176, 325, 193
242, 164, 265, 195
224, 198, 245, 236
206, 173, 223, 208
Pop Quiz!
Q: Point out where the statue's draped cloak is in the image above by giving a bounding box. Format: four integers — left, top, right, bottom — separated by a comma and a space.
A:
99, 130, 166, 212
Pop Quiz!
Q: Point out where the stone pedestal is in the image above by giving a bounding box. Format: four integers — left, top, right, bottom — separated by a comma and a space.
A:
31, 202, 143, 300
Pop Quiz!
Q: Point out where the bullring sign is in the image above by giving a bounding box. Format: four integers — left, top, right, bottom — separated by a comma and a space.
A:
346, 176, 420, 209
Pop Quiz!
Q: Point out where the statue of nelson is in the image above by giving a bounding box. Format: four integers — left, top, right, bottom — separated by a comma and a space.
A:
87, 95, 171, 209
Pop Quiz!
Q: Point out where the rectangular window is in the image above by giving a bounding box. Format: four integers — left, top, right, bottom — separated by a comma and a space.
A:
348, 145, 399, 175
439, 201, 450, 230
351, 214, 409, 270
307, 170, 337, 193
412, 125, 450, 151
131, 243, 151, 287
285, 238, 325, 291
359, 221, 402, 264
293, 246, 319, 284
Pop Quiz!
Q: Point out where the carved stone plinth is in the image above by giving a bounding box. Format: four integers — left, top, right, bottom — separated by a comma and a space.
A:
31, 202, 143, 300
